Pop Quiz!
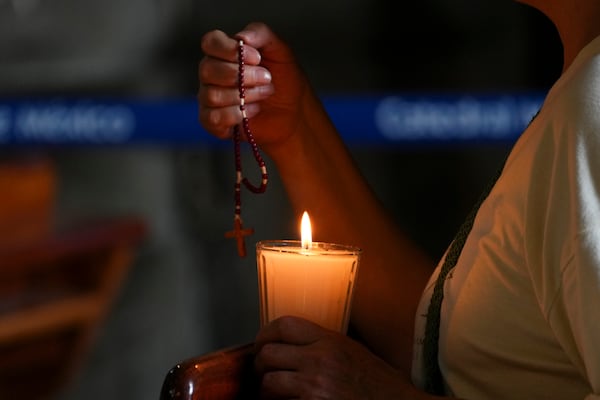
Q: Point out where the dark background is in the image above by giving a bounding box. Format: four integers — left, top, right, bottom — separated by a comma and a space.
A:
0, 0, 562, 399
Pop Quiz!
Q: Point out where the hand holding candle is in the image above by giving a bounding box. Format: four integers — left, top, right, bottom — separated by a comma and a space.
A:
256, 212, 361, 333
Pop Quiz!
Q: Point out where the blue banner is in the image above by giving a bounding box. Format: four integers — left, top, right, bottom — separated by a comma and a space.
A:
0, 93, 544, 147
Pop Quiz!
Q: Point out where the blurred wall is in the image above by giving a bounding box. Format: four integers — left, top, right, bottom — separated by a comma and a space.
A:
0, 0, 562, 399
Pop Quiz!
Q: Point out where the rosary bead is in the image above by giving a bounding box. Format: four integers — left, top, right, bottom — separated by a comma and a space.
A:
227, 39, 269, 257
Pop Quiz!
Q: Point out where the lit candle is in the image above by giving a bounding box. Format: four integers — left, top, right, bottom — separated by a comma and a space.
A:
256, 212, 361, 333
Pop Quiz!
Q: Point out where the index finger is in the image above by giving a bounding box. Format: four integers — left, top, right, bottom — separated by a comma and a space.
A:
200, 29, 262, 65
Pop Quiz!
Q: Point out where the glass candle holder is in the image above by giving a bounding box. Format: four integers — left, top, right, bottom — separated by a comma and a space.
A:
256, 240, 361, 333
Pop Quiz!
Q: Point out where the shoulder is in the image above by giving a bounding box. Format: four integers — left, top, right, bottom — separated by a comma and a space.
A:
518, 36, 600, 265
545, 35, 600, 143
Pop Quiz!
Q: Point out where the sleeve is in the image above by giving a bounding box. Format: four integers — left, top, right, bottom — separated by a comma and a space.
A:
546, 107, 600, 398
565, 124, 600, 396
523, 77, 600, 397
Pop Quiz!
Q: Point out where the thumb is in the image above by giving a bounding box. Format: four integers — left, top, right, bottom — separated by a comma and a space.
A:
255, 316, 329, 352
235, 22, 296, 64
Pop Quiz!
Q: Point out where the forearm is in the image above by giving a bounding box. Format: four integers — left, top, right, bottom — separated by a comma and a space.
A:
264, 90, 435, 373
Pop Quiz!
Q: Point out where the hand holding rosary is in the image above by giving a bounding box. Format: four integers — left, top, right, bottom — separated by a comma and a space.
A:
224, 39, 269, 258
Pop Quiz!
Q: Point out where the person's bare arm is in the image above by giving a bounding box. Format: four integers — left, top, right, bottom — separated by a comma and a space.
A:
200, 22, 434, 373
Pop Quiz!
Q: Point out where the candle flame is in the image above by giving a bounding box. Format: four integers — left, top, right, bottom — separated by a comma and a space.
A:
301, 211, 312, 249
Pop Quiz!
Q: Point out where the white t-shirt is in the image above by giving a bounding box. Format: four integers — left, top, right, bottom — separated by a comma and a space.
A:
412, 35, 600, 399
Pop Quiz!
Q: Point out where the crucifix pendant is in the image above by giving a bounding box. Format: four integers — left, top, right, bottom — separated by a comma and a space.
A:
225, 218, 254, 257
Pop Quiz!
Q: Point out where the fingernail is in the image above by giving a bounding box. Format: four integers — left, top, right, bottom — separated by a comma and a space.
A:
258, 70, 272, 84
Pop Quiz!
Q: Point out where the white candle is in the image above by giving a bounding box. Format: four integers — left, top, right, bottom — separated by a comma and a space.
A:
256, 212, 361, 333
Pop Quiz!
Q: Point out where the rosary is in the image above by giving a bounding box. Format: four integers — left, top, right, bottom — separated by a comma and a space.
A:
224, 39, 269, 258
